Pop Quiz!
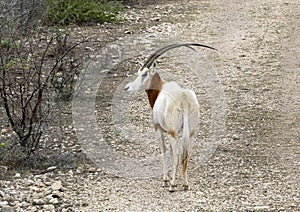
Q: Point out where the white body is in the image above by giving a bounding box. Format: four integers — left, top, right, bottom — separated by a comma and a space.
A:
152, 82, 199, 191
125, 63, 199, 191
153, 81, 199, 133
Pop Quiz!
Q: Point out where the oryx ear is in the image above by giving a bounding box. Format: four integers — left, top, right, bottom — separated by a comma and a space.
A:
151, 61, 157, 75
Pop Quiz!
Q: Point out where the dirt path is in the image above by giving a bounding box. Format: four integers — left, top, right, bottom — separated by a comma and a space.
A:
66, 0, 299, 211
1, 0, 298, 211
68, 1, 300, 211
277, 0, 300, 180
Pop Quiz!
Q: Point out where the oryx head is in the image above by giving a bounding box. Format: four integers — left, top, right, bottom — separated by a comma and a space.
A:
124, 43, 216, 92
124, 61, 157, 92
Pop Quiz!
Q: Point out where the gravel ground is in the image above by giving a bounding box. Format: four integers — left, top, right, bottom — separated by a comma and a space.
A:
0, 0, 299, 211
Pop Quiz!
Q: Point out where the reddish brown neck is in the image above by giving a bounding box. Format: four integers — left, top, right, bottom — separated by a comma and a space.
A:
146, 73, 164, 109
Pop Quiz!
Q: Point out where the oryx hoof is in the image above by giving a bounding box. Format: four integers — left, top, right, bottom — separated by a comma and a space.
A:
169, 184, 177, 192
162, 180, 169, 188
183, 184, 189, 191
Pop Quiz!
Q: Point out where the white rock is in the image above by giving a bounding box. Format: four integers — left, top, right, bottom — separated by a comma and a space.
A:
32, 198, 44, 205
76, 167, 83, 174
85, 46, 94, 51
252, 206, 271, 210
14, 173, 21, 178
88, 167, 96, 173
26, 179, 35, 185
67, 170, 73, 176
232, 134, 239, 140
43, 204, 55, 210
31, 186, 39, 191
1, 128, 8, 134
44, 181, 52, 186
47, 166, 57, 171
0, 201, 8, 206
49, 198, 59, 205
28, 206, 38, 211
0, 190, 5, 197
51, 181, 63, 191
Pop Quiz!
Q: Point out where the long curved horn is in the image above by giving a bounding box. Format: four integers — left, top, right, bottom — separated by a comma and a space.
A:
141, 43, 217, 69
141, 43, 195, 69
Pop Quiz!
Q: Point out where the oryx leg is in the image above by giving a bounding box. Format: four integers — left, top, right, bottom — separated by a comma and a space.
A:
169, 136, 179, 192
181, 149, 189, 191
154, 125, 168, 187
169, 140, 174, 169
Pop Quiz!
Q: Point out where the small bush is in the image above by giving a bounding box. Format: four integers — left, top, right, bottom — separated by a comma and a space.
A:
0, 30, 85, 154
47, 0, 123, 25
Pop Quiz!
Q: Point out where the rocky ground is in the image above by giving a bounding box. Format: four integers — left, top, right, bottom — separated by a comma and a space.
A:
0, 0, 299, 211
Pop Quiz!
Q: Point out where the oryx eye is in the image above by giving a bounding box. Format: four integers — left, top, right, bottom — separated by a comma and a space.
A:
142, 71, 148, 78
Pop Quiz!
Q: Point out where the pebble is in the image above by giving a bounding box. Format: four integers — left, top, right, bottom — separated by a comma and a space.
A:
26, 179, 35, 185
1, 128, 8, 134
232, 134, 239, 140
76, 167, 83, 174
67, 170, 73, 176
43, 204, 55, 211
88, 167, 97, 173
28, 206, 37, 211
32, 198, 44, 205
252, 205, 271, 210
31, 186, 40, 192
51, 181, 63, 191
42, 178, 51, 186
124, 29, 133, 34
0, 190, 5, 197
0, 201, 9, 206
49, 197, 59, 205
14, 173, 21, 178
47, 166, 57, 171
85, 46, 94, 51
